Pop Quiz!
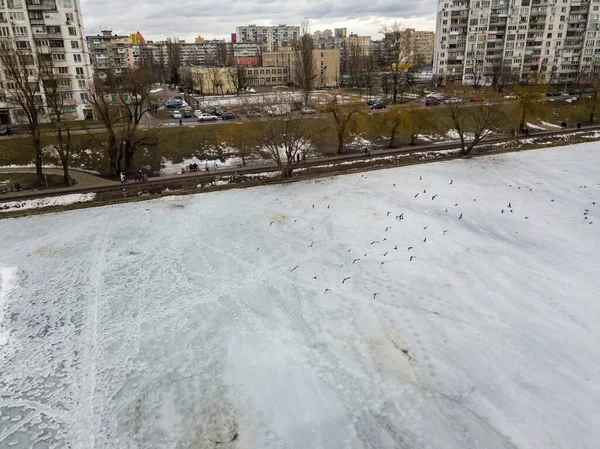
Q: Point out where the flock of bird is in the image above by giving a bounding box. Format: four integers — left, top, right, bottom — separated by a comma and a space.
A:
266, 172, 597, 299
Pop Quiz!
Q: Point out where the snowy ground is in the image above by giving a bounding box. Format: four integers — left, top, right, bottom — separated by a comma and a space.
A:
1, 143, 599, 449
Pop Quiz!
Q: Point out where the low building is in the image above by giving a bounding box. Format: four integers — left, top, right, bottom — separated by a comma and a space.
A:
245, 66, 290, 86
262, 48, 340, 87
190, 67, 238, 94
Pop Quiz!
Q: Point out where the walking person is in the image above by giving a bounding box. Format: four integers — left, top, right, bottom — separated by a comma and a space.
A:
179, 118, 183, 126
120, 172, 126, 183
213, 161, 217, 170
577, 122, 581, 130
205, 162, 209, 173
511, 129, 515, 138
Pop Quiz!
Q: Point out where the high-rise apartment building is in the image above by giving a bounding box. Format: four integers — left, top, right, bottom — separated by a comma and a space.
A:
0, 0, 94, 124
433, 0, 599, 85
235, 24, 300, 51
87, 31, 134, 82
335, 28, 348, 38
413, 30, 435, 64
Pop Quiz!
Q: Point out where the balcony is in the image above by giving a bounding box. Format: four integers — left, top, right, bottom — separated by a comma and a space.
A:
26, 0, 57, 10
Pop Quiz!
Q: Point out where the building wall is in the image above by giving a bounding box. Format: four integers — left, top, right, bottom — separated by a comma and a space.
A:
262, 48, 340, 87
244, 66, 290, 85
87, 31, 134, 82
414, 30, 435, 64
0, 0, 94, 123
433, 0, 598, 86
235, 24, 300, 51
190, 67, 237, 94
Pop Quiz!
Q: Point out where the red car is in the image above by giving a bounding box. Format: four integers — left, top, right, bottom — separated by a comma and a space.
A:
425, 98, 441, 106
470, 96, 484, 102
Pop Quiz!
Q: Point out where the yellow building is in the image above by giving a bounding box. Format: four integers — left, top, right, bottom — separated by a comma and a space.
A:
245, 66, 290, 86
262, 48, 340, 88
190, 67, 238, 94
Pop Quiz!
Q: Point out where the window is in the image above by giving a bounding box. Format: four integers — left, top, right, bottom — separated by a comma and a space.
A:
75, 67, 83, 75
32, 26, 45, 34
15, 40, 30, 49
7, 0, 23, 7
58, 66, 68, 73
78, 79, 85, 88
80, 92, 88, 101
68, 27, 76, 36
29, 11, 43, 20
12, 26, 28, 36
52, 53, 66, 61
73, 53, 81, 62
63, 0, 72, 6
65, 13, 74, 22
547, 33, 552, 38
8, 12, 26, 21
71, 40, 79, 49
0, 26, 9, 37
62, 105, 77, 113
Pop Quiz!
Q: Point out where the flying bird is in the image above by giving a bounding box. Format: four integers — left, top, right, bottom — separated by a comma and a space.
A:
371, 241, 379, 245
313, 276, 317, 279
291, 265, 299, 272
393, 183, 396, 188
423, 189, 427, 193
593, 202, 596, 205
415, 193, 419, 198
394, 245, 398, 250
410, 256, 415, 261
308, 242, 313, 247
455, 203, 458, 206
501, 209, 504, 214
380, 262, 385, 267
550, 200, 554, 202
386, 227, 392, 231
508, 202, 512, 208
458, 213, 463, 220
525, 217, 529, 220
387, 212, 391, 216
449, 180, 453, 185
423, 237, 427, 242
256, 247, 260, 251
324, 288, 331, 294
473, 199, 476, 202
373, 293, 381, 299
327, 204, 331, 209
432, 195, 438, 200
423, 226, 427, 230
407, 246, 414, 251
342, 277, 351, 284
270, 221, 275, 226
443, 230, 448, 235
383, 238, 387, 241
399, 213, 404, 220
352, 258, 361, 264
312, 204, 315, 208
445, 209, 448, 213
382, 252, 388, 257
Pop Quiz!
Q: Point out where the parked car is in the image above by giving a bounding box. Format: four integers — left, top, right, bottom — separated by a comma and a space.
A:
370, 103, 387, 110
301, 107, 316, 114
366, 100, 376, 106
470, 96, 484, 102
584, 87, 595, 93
213, 108, 224, 116
504, 93, 518, 99
445, 97, 462, 104
0, 127, 15, 136
193, 110, 204, 118
425, 98, 441, 106
569, 89, 581, 95
246, 110, 262, 117
546, 90, 561, 97
197, 113, 218, 122
183, 111, 192, 118
165, 102, 181, 109
172, 111, 182, 119
221, 112, 235, 120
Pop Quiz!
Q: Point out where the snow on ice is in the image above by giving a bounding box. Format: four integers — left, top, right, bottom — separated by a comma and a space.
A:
0, 193, 96, 213
0, 143, 599, 449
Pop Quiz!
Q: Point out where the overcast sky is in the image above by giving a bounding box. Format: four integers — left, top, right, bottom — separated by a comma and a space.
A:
81, 0, 437, 42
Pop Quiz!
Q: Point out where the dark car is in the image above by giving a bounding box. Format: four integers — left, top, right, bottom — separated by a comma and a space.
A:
213, 108, 224, 116
425, 98, 441, 106
370, 103, 387, 110
546, 90, 561, 97
584, 87, 595, 93
0, 127, 15, 136
183, 111, 192, 118
568, 89, 581, 95
366, 100, 376, 106
221, 112, 235, 120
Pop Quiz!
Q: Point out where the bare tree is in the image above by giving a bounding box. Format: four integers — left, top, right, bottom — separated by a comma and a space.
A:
250, 112, 316, 177
325, 94, 367, 154
514, 71, 547, 130
166, 38, 181, 85
224, 127, 257, 166
208, 68, 224, 95
294, 20, 316, 105
38, 53, 76, 185
87, 68, 154, 175
0, 38, 45, 184
582, 69, 600, 123
379, 106, 431, 147
226, 66, 247, 95
379, 22, 414, 103
445, 101, 504, 156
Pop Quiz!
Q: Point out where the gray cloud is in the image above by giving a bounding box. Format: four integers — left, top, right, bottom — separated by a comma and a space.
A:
81, 0, 436, 42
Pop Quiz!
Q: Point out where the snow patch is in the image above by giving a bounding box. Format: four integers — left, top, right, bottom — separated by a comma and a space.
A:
0, 267, 18, 347
0, 193, 96, 213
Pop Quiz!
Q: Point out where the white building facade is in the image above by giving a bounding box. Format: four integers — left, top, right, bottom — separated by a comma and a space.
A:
235, 24, 300, 52
433, 0, 600, 86
0, 0, 94, 124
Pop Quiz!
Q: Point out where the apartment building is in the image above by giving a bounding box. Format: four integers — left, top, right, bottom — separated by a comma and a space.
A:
348, 33, 372, 55
413, 30, 435, 64
433, 0, 600, 85
87, 30, 134, 81
245, 66, 290, 86
0, 0, 94, 124
262, 47, 340, 87
235, 24, 300, 51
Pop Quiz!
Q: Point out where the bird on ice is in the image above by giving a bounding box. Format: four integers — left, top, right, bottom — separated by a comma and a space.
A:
407, 247, 414, 251
415, 193, 419, 198
449, 180, 453, 185
324, 288, 331, 294
423, 237, 427, 242
371, 241, 379, 245
382, 252, 388, 257
432, 195, 438, 200
443, 230, 448, 235
352, 258, 361, 264
387, 212, 391, 216
410, 256, 415, 261
386, 227, 392, 232
270, 221, 275, 226
373, 293, 381, 299
342, 277, 351, 284
291, 265, 299, 272
458, 213, 463, 220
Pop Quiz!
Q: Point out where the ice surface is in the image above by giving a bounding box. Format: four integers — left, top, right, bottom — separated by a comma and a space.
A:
0, 143, 599, 449
0, 193, 96, 213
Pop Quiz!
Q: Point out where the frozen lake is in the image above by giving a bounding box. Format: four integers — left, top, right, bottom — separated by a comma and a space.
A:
1, 143, 599, 449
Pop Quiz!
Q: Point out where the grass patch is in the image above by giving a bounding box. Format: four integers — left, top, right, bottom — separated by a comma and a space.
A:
0, 172, 67, 191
